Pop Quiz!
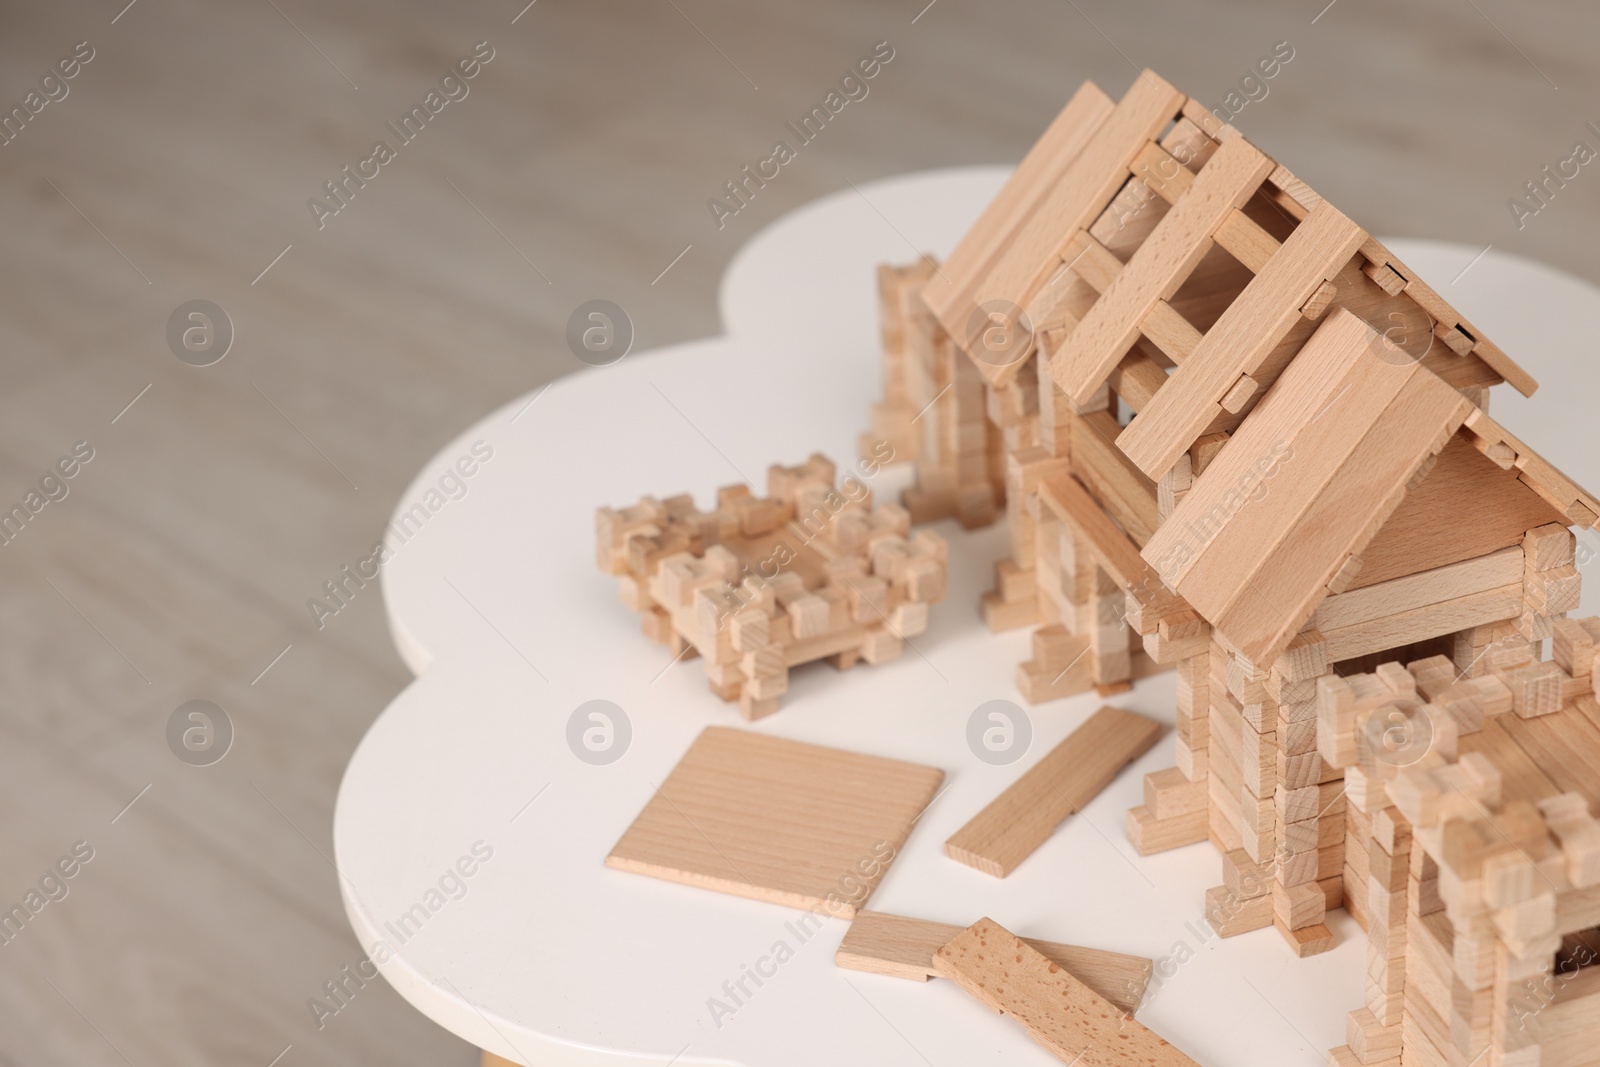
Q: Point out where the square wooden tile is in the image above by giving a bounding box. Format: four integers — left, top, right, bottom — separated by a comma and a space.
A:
606, 726, 944, 917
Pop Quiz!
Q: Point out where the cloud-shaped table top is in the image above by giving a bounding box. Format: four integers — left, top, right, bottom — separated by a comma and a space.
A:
334, 166, 1600, 1066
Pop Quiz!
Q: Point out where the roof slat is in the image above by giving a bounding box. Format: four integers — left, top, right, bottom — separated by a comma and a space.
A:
1051, 136, 1275, 405
939, 72, 1186, 368
1115, 203, 1367, 479
921, 80, 1115, 327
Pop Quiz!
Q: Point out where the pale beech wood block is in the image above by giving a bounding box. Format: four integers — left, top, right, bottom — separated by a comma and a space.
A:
945, 705, 1162, 877
607, 727, 943, 917
1070, 409, 1162, 546
1311, 547, 1523, 633
1145, 309, 1473, 666
932, 917, 1200, 1066
1127, 803, 1209, 855
835, 910, 1152, 1012
1321, 584, 1524, 664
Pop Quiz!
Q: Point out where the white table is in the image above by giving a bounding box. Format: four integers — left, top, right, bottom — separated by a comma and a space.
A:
333, 166, 1600, 1067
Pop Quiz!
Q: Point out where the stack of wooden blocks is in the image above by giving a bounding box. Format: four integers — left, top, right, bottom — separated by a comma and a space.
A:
863, 256, 1005, 530
596, 454, 948, 718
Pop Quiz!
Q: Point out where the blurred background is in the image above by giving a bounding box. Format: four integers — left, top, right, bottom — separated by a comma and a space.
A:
2, 0, 1597, 1062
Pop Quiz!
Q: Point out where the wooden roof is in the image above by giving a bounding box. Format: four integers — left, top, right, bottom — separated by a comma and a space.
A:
1143, 308, 1600, 669
921, 69, 1539, 483
1143, 309, 1472, 668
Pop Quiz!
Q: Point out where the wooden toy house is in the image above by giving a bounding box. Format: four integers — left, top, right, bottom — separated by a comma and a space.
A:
865, 69, 1600, 1064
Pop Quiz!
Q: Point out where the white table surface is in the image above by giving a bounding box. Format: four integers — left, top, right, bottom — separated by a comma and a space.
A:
333, 165, 1600, 1067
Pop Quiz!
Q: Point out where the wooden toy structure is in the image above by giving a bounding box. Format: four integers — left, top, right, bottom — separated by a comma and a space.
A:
1320, 644, 1600, 1067
596, 454, 948, 719
864, 68, 1600, 1064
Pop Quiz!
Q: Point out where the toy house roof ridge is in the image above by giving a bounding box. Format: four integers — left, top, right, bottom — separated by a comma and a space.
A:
921, 68, 1539, 416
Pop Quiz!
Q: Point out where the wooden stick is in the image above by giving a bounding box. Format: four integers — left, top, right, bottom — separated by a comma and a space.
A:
944, 705, 1162, 876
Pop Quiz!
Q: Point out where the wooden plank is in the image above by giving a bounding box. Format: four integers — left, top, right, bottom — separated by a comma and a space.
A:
1129, 140, 1281, 271
1116, 203, 1368, 479
835, 910, 1153, 1011
607, 727, 943, 916
1038, 473, 1179, 624
944, 706, 1162, 876
1310, 547, 1523, 631
933, 918, 1200, 1066
1052, 135, 1275, 404
921, 80, 1115, 325
1107, 348, 1170, 412
1071, 409, 1161, 546
1320, 583, 1523, 663
945, 71, 1185, 358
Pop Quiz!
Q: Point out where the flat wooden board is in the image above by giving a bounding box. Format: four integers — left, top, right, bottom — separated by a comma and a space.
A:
1310, 547, 1523, 631
933, 918, 1200, 1066
836, 910, 1153, 1012
607, 727, 944, 917
944, 705, 1163, 876
1491, 701, 1600, 810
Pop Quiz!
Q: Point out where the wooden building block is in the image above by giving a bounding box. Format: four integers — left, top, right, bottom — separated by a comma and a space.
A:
607, 727, 943, 917
1206, 883, 1274, 936
1538, 793, 1600, 888
933, 918, 1200, 1066
946, 705, 1162, 876
1128, 803, 1209, 855
835, 910, 1152, 1011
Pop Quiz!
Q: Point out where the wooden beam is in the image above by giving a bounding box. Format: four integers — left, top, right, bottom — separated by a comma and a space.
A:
1321, 584, 1523, 662
1037, 472, 1179, 622
1311, 547, 1524, 632
1071, 409, 1162, 546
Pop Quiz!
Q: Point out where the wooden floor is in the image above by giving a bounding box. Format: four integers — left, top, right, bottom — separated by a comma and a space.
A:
3, 0, 1598, 1063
